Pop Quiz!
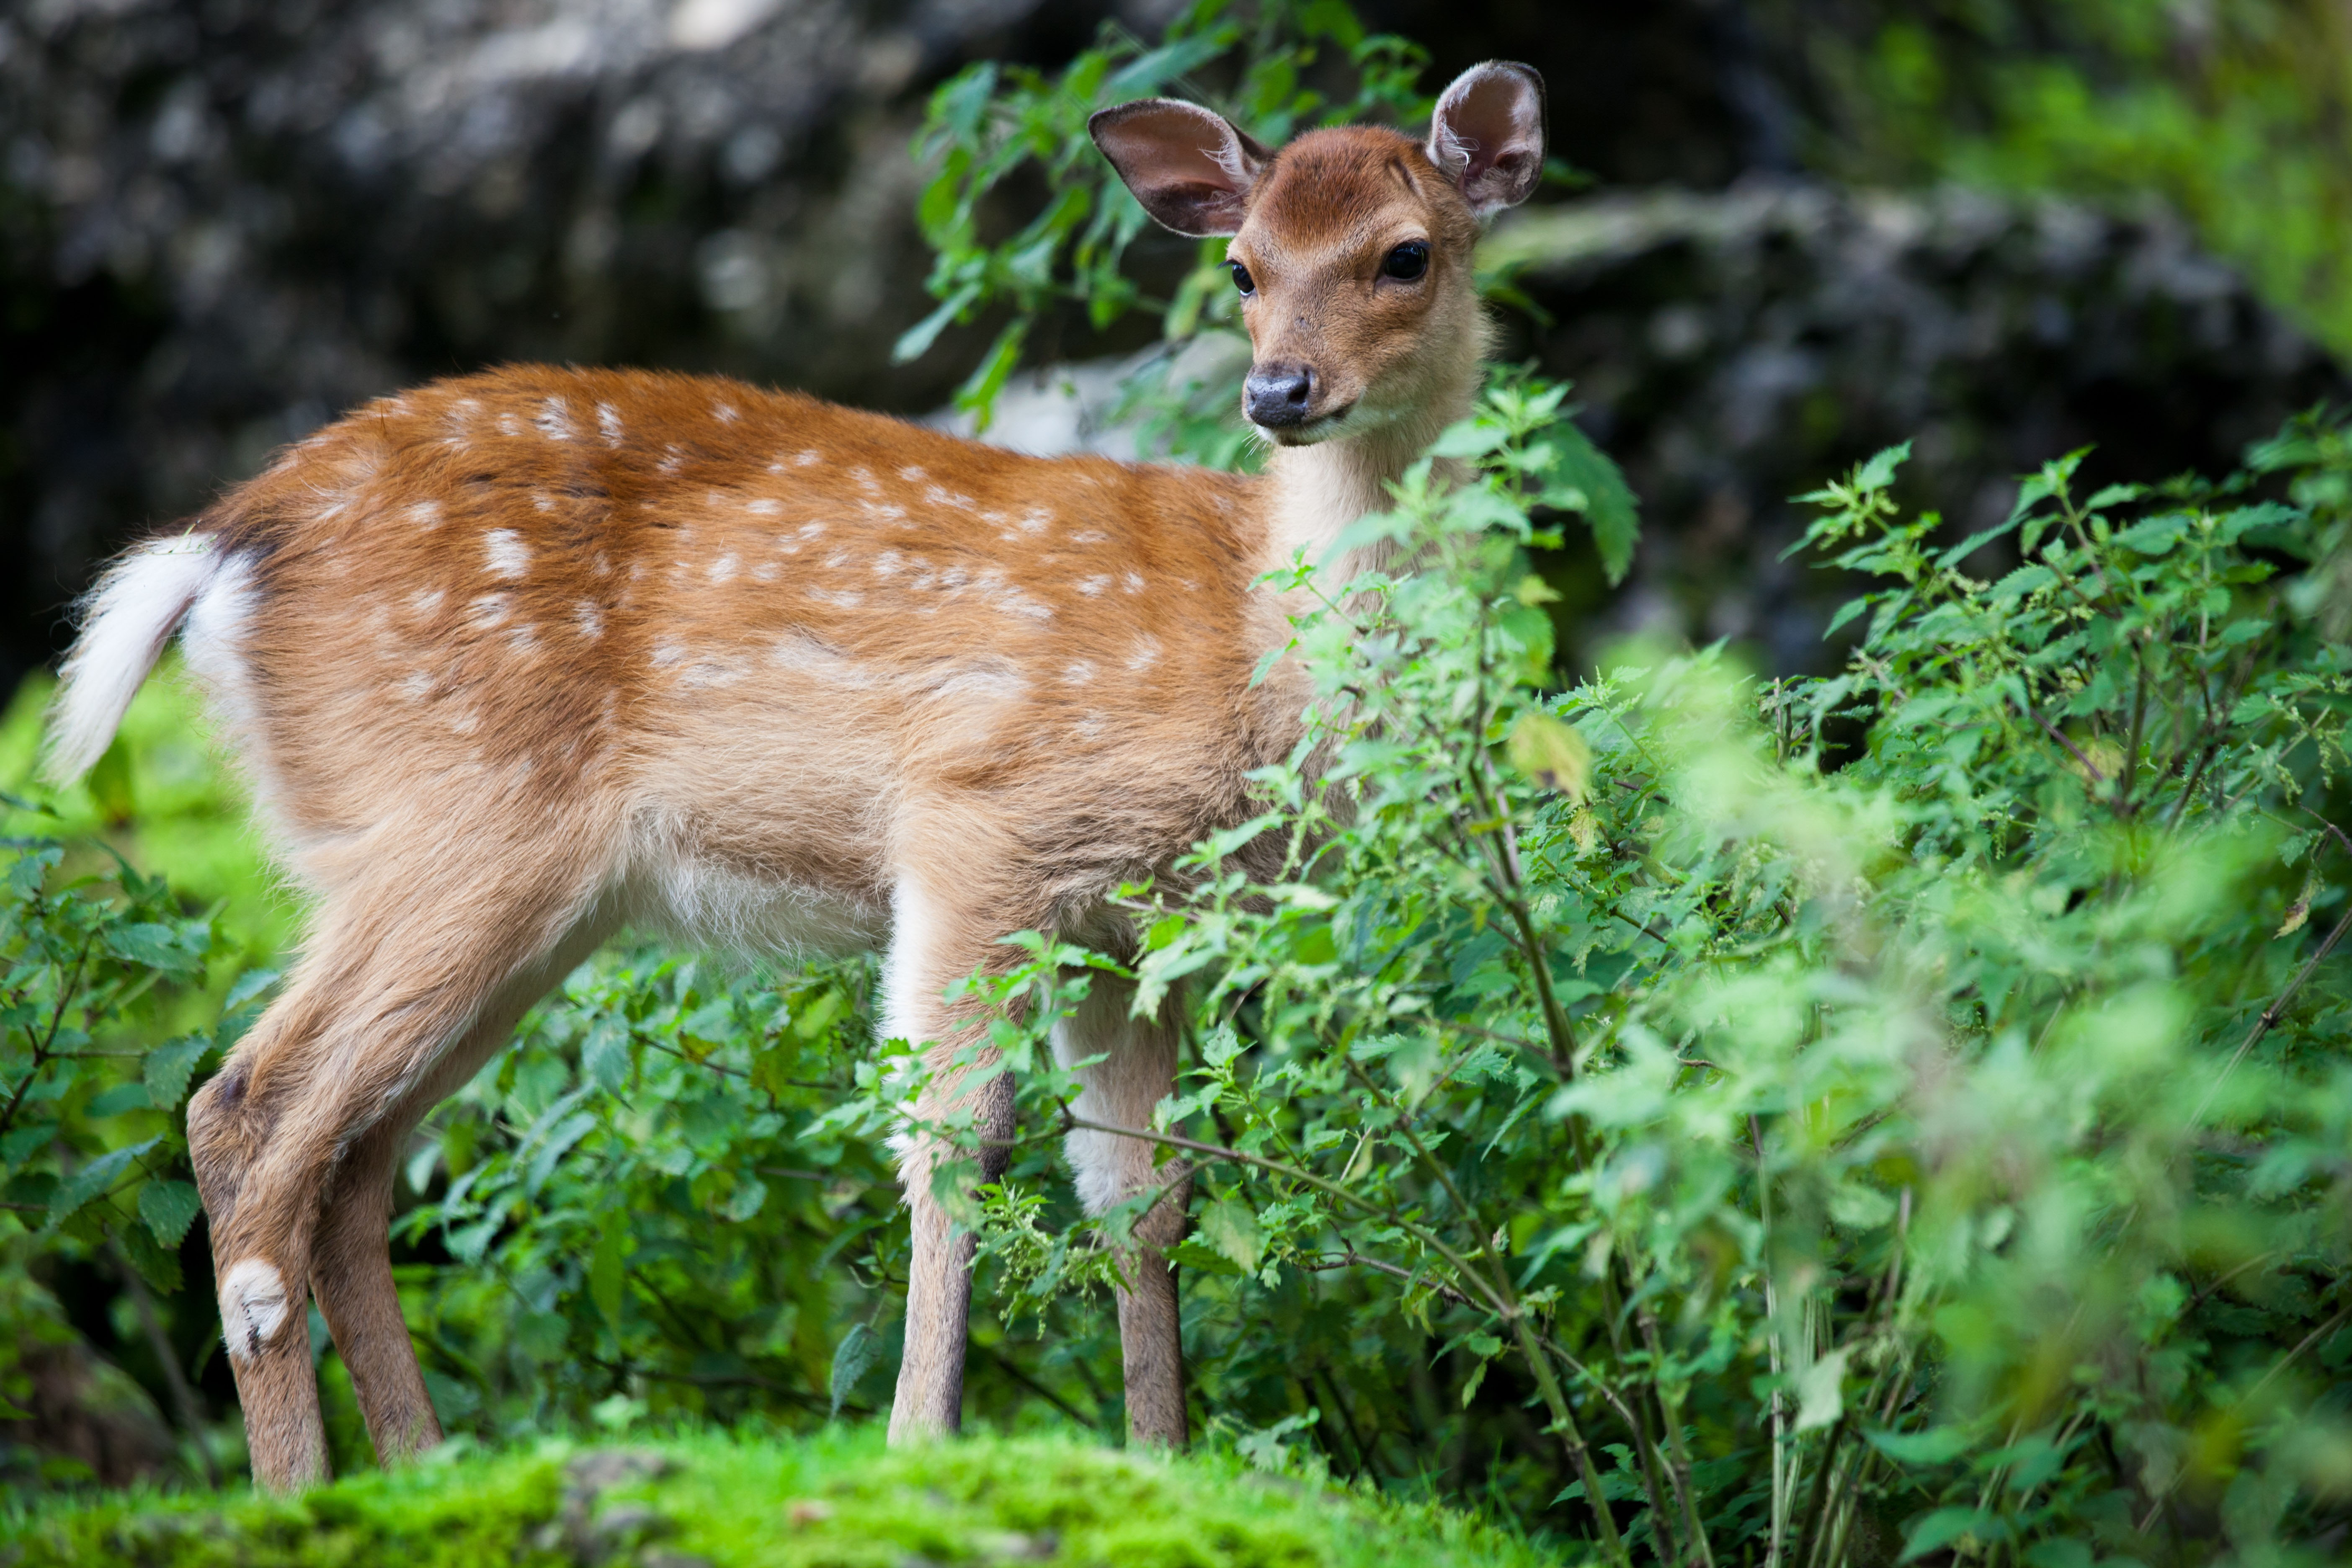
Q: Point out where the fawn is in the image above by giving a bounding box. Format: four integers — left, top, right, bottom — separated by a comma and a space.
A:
44, 61, 1546, 1488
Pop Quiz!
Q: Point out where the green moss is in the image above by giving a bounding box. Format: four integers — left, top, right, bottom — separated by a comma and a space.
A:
0, 1429, 1557, 1568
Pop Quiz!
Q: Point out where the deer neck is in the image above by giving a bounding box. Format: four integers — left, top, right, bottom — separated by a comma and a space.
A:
1254, 358, 1480, 592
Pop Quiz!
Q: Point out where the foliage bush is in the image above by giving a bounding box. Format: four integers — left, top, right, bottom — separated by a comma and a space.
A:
4, 8, 2351, 1568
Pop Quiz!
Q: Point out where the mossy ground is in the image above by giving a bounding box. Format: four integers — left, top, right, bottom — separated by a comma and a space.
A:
0, 1426, 1562, 1567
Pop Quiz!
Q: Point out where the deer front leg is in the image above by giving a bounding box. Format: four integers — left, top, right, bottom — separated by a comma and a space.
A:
1055, 974, 1191, 1447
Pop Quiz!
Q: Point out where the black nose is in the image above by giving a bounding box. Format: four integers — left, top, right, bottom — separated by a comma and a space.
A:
1244, 364, 1315, 427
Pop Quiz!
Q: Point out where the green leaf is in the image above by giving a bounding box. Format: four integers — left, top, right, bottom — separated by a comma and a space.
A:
1901, 1507, 2000, 1563
48, 1138, 158, 1228
143, 1036, 211, 1110
1197, 1197, 1264, 1274
2022, 1539, 2094, 1568
119, 1220, 183, 1293
1507, 712, 1591, 799
1548, 421, 1640, 584
104, 922, 196, 972
830, 1320, 885, 1417
1864, 1424, 1974, 1465
591, 1212, 628, 1333
85, 1081, 151, 1118
1855, 441, 1913, 493
892, 282, 981, 366
139, 1178, 203, 1248
1793, 1346, 1849, 1434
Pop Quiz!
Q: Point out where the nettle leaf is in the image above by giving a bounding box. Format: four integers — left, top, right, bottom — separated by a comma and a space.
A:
48, 1138, 158, 1228
1793, 1347, 1849, 1434
1901, 1507, 2003, 1563
139, 1178, 203, 1248
142, 1035, 211, 1109
1548, 421, 1640, 584
830, 1321, 885, 1418
104, 921, 198, 972
1197, 1197, 1265, 1274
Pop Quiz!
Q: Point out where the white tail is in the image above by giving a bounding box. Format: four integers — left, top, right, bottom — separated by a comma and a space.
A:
52, 62, 1550, 1488
44, 535, 223, 785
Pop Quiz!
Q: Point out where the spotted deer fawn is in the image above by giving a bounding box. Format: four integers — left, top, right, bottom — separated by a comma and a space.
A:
44, 62, 1545, 1488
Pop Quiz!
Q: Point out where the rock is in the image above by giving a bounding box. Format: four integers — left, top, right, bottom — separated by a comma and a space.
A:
1487, 177, 2351, 670
548, 1447, 679, 1564
0, 0, 1075, 686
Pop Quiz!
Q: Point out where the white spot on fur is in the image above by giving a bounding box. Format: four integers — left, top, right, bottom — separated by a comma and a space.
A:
794, 449, 821, 467
218, 1259, 289, 1362
574, 601, 603, 639
532, 491, 555, 513
400, 671, 435, 700
680, 656, 743, 689
1019, 508, 1052, 534
797, 522, 826, 540
468, 593, 512, 629
753, 560, 779, 581
598, 402, 624, 446
746, 497, 781, 516
709, 552, 739, 583
713, 400, 739, 423
923, 485, 973, 511
806, 585, 864, 606
872, 549, 902, 578
771, 633, 875, 686
485, 529, 530, 579
898, 465, 926, 483
410, 588, 445, 617
1076, 575, 1109, 596
450, 708, 480, 735
497, 411, 523, 436
1072, 529, 1107, 544
407, 499, 444, 528
651, 637, 686, 668
1063, 659, 1096, 686
658, 444, 685, 475
536, 397, 575, 440
1123, 572, 1147, 594
1127, 636, 1161, 671
507, 623, 539, 654
1073, 712, 1107, 741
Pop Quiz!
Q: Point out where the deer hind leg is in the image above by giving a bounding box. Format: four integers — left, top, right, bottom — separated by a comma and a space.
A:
882, 871, 1028, 1444
306, 912, 614, 1468
187, 852, 608, 1489
1054, 973, 1191, 1447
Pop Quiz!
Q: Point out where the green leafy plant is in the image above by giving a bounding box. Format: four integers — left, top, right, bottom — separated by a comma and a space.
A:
0, 805, 269, 1483
895, 0, 1430, 432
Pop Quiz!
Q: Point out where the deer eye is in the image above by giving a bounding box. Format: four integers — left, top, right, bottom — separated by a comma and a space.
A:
1381, 241, 1429, 281
1228, 260, 1256, 296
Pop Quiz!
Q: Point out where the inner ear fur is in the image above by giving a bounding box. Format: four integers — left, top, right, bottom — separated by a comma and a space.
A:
1426, 61, 1547, 218
1089, 98, 1270, 238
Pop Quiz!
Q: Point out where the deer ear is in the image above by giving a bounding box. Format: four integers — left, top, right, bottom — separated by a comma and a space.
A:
1426, 62, 1546, 217
1090, 98, 1269, 237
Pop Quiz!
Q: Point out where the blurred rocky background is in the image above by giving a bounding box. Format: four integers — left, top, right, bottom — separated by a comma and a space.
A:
4, 0, 2348, 693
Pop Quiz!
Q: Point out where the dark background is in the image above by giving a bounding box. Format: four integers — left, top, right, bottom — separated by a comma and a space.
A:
4, 0, 2345, 691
